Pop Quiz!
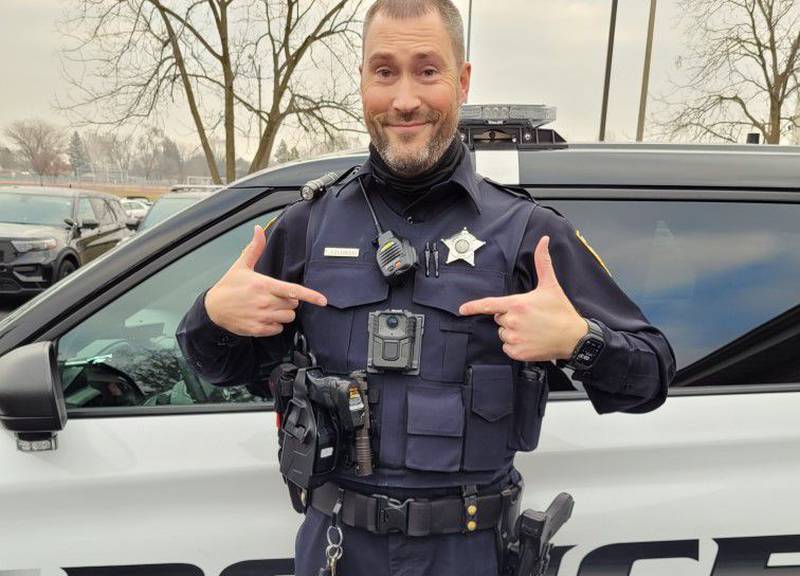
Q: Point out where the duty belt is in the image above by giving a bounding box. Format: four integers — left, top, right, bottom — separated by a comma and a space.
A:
309, 481, 520, 537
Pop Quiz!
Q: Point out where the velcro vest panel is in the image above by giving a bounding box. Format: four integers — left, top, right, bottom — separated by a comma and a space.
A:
298, 177, 546, 489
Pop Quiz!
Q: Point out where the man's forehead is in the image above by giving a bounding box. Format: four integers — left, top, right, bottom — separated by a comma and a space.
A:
363, 11, 452, 59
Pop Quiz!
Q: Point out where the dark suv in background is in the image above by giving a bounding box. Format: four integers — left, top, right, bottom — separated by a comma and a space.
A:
0, 186, 132, 296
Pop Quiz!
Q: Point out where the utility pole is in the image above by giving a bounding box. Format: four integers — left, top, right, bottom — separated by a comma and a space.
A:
250, 54, 263, 137
636, 0, 658, 141
466, 0, 473, 61
599, 0, 619, 141
256, 62, 263, 137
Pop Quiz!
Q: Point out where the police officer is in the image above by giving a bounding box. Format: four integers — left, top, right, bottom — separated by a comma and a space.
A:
176, 1, 676, 574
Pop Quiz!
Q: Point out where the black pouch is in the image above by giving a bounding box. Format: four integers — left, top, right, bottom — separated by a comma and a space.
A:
508, 363, 549, 452
462, 364, 515, 471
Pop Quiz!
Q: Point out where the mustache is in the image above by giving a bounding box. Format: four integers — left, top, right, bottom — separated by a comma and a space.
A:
373, 109, 442, 126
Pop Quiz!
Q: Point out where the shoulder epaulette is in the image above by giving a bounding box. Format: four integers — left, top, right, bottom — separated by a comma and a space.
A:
482, 176, 535, 203
301, 165, 361, 203
332, 165, 363, 197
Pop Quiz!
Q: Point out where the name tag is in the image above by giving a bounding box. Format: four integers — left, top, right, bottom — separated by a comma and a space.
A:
324, 247, 360, 258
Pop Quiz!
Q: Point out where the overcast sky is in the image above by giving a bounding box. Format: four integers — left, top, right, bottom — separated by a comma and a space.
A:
0, 0, 686, 155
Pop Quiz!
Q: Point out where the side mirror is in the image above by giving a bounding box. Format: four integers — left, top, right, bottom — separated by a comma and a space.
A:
0, 341, 67, 451
126, 217, 139, 231
64, 217, 76, 228
81, 217, 99, 230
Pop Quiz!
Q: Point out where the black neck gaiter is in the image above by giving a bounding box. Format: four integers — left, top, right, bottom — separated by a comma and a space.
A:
369, 135, 464, 200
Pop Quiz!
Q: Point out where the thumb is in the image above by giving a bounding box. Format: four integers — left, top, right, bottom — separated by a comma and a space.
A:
533, 235, 559, 290
239, 224, 267, 270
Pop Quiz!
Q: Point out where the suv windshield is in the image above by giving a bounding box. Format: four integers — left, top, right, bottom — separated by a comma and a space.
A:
0, 193, 72, 227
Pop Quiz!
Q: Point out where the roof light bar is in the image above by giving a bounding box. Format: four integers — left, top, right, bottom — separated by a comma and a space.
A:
460, 104, 557, 129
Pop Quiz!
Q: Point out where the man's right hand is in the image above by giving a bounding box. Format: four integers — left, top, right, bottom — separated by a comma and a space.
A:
204, 224, 327, 337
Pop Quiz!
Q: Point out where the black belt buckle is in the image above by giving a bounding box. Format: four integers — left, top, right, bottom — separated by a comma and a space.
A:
375, 495, 411, 534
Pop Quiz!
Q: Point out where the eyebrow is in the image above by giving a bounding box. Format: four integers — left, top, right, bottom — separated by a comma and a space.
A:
367, 51, 445, 67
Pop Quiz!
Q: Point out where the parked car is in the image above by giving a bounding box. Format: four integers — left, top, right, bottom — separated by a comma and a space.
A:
121, 199, 150, 228
123, 195, 154, 207
0, 186, 132, 297
1, 115, 799, 574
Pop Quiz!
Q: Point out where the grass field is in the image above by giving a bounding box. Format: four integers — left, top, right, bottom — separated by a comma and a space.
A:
0, 180, 171, 201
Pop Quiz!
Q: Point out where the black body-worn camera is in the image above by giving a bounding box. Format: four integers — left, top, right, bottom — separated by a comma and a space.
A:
367, 309, 425, 374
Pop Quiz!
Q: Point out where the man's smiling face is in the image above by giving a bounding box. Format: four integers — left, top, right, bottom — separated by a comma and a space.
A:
360, 9, 471, 177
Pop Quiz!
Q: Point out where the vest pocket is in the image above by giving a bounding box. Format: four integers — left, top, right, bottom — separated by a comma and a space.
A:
412, 268, 506, 383
302, 261, 389, 372
440, 320, 473, 382
508, 365, 549, 452
462, 364, 515, 471
405, 383, 464, 472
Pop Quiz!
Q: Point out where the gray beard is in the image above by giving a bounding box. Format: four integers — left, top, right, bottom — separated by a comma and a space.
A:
373, 129, 457, 177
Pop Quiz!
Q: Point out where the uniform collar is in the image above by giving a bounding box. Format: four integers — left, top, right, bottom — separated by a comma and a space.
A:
336, 143, 482, 214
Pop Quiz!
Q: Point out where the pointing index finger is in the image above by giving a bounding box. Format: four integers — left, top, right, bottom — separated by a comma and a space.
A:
459, 296, 512, 317
268, 277, 327, 306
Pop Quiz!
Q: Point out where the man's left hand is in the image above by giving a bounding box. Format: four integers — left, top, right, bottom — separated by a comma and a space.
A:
458, 236, 589, 362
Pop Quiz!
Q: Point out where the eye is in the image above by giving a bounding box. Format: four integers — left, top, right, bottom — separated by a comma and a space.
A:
376, 67, 393, 78
421, 68, 439, 77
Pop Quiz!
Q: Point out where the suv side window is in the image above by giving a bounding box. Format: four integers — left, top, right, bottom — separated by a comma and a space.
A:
90, 197, 115, 226
107, 199, 127, 224
77, 197, 96, 223
55, 209, 283, 409
547, 199, 800, 378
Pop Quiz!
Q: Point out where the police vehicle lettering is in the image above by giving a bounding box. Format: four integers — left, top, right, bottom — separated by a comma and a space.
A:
7, 534, 800, 576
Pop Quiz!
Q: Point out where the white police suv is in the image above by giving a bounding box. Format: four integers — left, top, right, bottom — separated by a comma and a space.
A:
2, 106, 800, 576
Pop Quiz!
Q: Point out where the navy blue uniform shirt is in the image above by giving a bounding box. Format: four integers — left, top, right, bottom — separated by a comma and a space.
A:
176, 148, 675, 417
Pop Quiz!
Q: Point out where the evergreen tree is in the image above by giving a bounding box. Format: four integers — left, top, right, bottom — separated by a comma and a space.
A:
274, 139, 291, 164
67, 131, 89, 177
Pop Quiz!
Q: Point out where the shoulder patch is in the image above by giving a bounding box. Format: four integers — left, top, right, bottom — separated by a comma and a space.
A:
263, 215, 280, 232
575, 229, 612, 276
482, 176, 535, 202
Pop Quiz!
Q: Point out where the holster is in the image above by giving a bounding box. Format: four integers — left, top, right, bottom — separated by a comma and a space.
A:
496, 478, 524, 575
500, 492, 575, 576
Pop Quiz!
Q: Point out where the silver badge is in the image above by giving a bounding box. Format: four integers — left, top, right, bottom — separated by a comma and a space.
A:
441, 227, 486, 266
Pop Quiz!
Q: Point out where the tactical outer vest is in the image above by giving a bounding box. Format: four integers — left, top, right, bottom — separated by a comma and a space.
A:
298, 174, 549, 490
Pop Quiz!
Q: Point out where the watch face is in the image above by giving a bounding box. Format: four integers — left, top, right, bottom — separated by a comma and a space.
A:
575, 338, 604, 366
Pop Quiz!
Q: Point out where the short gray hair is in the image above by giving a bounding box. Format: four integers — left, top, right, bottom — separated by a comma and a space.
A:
362, 0, 466, 65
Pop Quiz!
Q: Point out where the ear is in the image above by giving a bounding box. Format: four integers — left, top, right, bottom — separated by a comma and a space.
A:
459, 61, 472, 104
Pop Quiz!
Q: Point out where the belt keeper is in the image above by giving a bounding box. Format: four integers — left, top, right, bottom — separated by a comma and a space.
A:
463, 485, 478, 533
332, 488, 345, 527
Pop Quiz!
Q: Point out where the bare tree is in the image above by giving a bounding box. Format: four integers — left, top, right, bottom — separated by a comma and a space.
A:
60, 0, 365, 184
657, 0, 800, 144
0, 145, 21, 171
4, 120, 66, 181
135, 125, 165, 181
85, 131, 135, 180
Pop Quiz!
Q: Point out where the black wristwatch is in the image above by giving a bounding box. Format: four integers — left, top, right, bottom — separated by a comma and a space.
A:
565, 318, 605, 371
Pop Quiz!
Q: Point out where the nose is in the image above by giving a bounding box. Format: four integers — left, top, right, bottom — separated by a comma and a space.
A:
391, 74, 421, 116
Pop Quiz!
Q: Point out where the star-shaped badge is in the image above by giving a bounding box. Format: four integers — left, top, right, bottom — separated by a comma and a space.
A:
441, 227, 486, 267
